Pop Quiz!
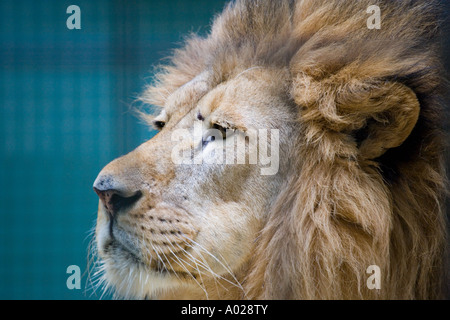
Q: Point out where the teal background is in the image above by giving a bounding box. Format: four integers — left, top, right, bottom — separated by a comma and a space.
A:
0, 0, 227, 299
0, 0, 448, 300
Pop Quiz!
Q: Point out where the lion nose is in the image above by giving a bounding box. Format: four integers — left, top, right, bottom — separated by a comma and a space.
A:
93, 175, 142, 216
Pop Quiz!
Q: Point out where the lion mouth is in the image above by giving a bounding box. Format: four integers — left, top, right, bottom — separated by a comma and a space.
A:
103, 224, 197, 280
106, 219, 142, 258
103, 236, 142, 265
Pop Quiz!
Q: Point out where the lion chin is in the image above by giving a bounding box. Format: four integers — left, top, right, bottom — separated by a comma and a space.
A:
91, 0, 448, 300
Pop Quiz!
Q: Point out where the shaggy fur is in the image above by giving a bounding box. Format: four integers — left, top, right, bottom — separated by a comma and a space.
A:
141, 0, 448, 299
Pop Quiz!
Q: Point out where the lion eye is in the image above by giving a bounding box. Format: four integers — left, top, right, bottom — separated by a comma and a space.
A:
202, 123, 227, 148
212, 123, 227, 139
152, 120, 166, 130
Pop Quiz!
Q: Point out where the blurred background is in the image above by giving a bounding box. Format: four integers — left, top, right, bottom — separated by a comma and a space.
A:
0, 0, 448, 300
0, 0, 227, 299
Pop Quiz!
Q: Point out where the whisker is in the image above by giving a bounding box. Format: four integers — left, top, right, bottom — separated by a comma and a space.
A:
150, 243, 169, 273
175, 241, 228, 293
162, 238, 209, 299
158, 244, 182, 282
178, 241, 227, 298
180, 235, 246, 297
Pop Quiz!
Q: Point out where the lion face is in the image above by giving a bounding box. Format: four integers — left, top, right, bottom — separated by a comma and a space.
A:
92, 0, 447, 300
93, 68, 297, 299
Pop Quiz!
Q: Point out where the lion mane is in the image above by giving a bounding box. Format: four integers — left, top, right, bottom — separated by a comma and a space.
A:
140, 0, 448, 299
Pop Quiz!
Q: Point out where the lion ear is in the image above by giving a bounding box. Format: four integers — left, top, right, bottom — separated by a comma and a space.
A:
293, 76, 420, 160
355, 83, 420, 159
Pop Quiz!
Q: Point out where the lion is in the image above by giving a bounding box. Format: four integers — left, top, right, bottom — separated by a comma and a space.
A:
91, 0, 448, 299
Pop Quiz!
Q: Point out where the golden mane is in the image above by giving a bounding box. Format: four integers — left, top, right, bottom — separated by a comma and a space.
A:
142, 0, 448, 299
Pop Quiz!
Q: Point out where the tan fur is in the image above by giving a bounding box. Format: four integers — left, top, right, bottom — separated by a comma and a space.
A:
93, 0, 448, 299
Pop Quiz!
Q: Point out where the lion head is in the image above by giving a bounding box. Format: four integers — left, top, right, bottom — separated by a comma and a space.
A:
92, 0, 448, 299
